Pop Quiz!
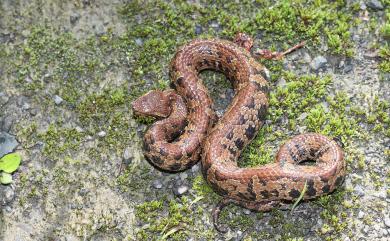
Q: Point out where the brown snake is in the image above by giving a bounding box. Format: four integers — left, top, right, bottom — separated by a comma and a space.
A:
132, 33, 345, 232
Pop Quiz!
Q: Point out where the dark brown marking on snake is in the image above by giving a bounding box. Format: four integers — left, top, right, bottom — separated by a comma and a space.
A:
306, 179, 317, 197
174, 153, 183, 161
260, 190, 270, 199
257, 105, 268, 120
270, 189, 279, 197
289, 189, 301, 199
244, 125, 256, 140
226, 131, 234, 140
295, 143, 306, 159
176, 77, 185, 87
322, 184, 330, 193
159, 149, 169, 157
288, 145, 300, 163
335, 176, 344, 187
247, 178, 257, 200
234, 139, 244, 150
169, 163, 182, 171
245, 98, 256, 109
228, 147, 237, 156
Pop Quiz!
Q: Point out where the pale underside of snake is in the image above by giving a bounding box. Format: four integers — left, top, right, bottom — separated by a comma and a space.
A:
132, 33, 345, 232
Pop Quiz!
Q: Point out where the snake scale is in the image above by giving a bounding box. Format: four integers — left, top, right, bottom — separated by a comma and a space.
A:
132, 33, 345, 232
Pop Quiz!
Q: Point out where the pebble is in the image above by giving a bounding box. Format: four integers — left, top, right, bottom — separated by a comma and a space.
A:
384, 216, 390, 228
179, 172, 188, 181
97, 131, 106, 137
191, 164, 199, 173
243, 209, 251, 215
123, 146, 132, 161
1, 115, 13, 132
354, 185, 365, 197
0, 92, 9, 105
0, 185, 15, 205
210, 21, 219, 29
366, 0, 384, 10
53, 95, 63, 105
78, 188, 89, 196
173, 185, 188, 196
310, 56, 327, 70
135, 38, 143, 46
358, 210, 365, 219
29, 108, 38, 116
195, 25, 203, 35
0, 132, 19, 157
152, 179, 163, 189
70, 13, 80, 25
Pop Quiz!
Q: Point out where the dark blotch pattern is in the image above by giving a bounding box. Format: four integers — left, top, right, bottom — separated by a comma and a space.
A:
260, 190, 270, 199
234, 139, 244, 150
288, 145, 300, 163
176, 77, 185, 87
295, 143, 306, 159
169, 163, 182, 171
226, 131, 234, 140
334, 175, 344, 187
244, 125, 256, 140
289, 189, 301, 198
322, 184, 330, 193
174, 153, 183, 161
247, 178, 257, 200
306, 179, 317, 197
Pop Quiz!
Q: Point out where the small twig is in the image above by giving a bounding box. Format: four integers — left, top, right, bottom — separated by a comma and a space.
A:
255, 41, 306, 60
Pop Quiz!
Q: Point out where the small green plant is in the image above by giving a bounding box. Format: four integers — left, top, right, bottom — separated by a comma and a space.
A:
0, 153, 22, 184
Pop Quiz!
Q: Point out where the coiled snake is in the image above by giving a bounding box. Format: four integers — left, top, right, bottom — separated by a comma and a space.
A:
132, 33, 345, 232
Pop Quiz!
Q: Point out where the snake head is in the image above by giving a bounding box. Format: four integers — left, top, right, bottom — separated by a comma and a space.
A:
233, 33, 253, 51
131, 90, 172, 118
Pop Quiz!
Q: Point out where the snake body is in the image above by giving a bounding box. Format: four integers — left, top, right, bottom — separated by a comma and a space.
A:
132, 34, 345, 232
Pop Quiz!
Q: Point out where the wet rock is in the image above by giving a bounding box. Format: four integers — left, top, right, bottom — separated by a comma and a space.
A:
366, 0, 384, 10
195, 25, 202, 35
29, 108, 38, 116
70, 13, 81, 25
358, 210, 365, 219
135, 38, 143, 46
179, 172, 188, 181
53, 95, 63, 105
384, 216, 390, 228
354, 185, 365, 197
97, 131, 106, 137
0, 185, 15, 205
243, 209, 251, 215
0, 132, 19, 157
210, 21, 219, 29
191, 164, 199, 173
0, 92, 9, 106
310, 56, 327, 70
152, 179, 163, 189
1, 115, 13, 132
173, 185, 188, 196
79, 188, 89, 196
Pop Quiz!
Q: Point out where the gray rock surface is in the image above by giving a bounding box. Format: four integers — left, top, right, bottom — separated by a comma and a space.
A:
0, 132, 18, 158
366, 0, 384, 10
310, 56, 328, 70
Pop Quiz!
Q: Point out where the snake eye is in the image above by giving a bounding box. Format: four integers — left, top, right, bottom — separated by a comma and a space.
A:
332, 136, 344, 148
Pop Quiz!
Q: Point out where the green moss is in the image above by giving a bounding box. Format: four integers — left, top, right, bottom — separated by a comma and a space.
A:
134, 197, 209, 240
378, 44, 390, 73
37, 124, 85, 160
192, 174, 217, 201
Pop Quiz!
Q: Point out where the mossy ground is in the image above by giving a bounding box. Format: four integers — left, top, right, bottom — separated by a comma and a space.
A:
0, 0, 389, 240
